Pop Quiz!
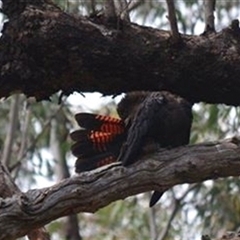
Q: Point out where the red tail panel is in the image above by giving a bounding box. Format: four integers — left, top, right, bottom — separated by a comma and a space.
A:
71, 113, 126, 172
75, 113, 125, 134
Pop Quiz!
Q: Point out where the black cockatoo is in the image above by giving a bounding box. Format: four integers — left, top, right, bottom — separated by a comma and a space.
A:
70, 91, 193, 206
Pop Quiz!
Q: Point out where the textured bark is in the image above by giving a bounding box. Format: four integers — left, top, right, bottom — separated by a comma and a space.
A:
0, 163, 50, 240
1, 136, 240, 240
0, 0, 240, 105
0, 164, 20, 197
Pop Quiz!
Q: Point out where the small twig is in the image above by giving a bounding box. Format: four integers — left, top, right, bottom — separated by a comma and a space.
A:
204, 0, 215, 32
10, 104, 64, 173
166, 0, 180, 42
104, 0, 117, 19
148, 193, 158, 240
50, 116, 69, 180
157, 194, 180, 240
90, 0, 96, 15
128, 0, 145, 12
17, 104, 31, 161
157, 184, 200, 240
2, 94, 20, 167
114, 0, 130, 21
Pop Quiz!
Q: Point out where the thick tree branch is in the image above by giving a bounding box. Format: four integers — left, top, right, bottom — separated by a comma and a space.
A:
1, 136, 240, 240
0, 0, 240, 104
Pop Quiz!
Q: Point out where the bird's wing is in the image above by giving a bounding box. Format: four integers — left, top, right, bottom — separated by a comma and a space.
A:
118, 93, 165, 166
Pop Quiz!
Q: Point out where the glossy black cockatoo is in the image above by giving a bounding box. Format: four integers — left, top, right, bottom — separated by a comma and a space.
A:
70, 91, 193, 206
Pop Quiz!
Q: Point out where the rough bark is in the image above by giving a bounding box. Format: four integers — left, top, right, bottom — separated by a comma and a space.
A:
1, 136, 240, 240
0, 164, 50, 240
0, 0, 240, 105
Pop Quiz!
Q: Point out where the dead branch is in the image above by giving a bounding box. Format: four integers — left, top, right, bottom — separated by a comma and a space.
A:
104, 0, 117, 19
2, 94, 20, 166
204, 0, 216, 32
114, 0, 130, 21
166, 0, 180, 42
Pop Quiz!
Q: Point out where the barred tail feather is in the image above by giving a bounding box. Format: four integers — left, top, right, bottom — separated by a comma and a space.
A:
71, 129, 125, 156
75, 113, 125, 134
70, 130, 116, 145
75, 153, 117, 172
71, 141, 100, 157
71, 113, 126, 172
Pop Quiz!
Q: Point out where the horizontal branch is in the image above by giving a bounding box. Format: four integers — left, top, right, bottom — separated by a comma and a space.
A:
0, 0, 240, 105
1, 136, 240, 240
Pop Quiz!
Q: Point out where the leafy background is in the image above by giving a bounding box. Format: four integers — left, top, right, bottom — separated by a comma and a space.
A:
1, 1, 240, 239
